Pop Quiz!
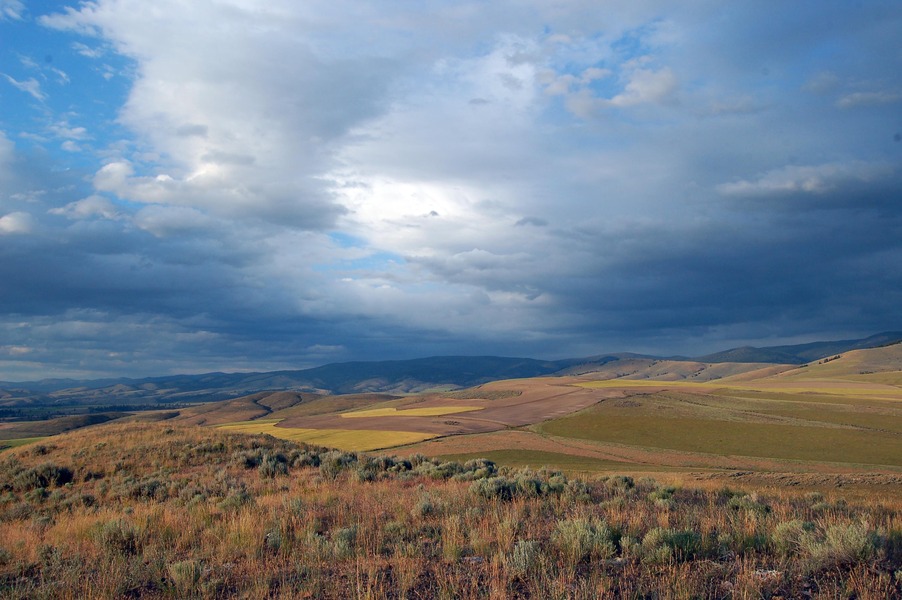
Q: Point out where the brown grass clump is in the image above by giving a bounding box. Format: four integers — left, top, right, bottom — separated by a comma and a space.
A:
0, 422, 899, 598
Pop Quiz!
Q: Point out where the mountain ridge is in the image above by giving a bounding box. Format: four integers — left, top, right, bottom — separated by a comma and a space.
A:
2, 332, 900, 407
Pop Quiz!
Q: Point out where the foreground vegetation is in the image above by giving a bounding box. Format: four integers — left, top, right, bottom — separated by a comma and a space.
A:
1, 423, 900, 599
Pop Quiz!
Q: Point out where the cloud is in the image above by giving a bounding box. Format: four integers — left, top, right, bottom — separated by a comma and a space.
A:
175, 124, 208, 137
49, 195, 122, 221
716, 162, 894, 197
565, 66, 679, 117
0, 1, 900, 379
0, 211, 34, 234
515, 217, 548, 227
133, 205, 216, 237
49, 122, 89, 140
71, 41, 105, 58
836, 90, 902, 109
608, 67, 679, 107
0, 0, 23, 21
0, 345, 31, 356
2, 74, 46, 101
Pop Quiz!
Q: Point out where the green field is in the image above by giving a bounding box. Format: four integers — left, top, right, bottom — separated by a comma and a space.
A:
540, 385, 902, 467
0, 436, 47, 452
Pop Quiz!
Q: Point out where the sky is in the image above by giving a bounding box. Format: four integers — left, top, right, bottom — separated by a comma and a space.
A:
0, 1, 901, 380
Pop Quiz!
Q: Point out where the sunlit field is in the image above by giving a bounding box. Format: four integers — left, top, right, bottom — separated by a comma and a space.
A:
535, 374, 902, 467
217, 419, 436, 451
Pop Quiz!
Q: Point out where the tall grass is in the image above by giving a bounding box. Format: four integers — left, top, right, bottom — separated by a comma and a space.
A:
0, 423, 899, 598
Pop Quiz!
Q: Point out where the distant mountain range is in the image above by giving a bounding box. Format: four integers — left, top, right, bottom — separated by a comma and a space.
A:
695, 331, 902, 365
1, 331, 900, 408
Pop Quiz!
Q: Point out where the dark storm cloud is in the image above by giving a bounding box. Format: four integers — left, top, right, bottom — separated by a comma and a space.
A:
1, 1, 901, 378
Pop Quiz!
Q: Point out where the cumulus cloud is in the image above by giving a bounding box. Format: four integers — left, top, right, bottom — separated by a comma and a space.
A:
49, 195, 122, 221
41, 1, 393, 230
607, 67, 679, 107
0, 211, 34, 234
0, 1, 900, 378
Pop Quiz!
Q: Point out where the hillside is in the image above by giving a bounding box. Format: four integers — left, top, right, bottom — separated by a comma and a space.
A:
0, 412, 128, 441
172, 391, 398, 427
568, 358, 796, 382
3, 332, 900, 409
772, 342, 902, 382
0, 422, 898, 598
696, 331, 902, 364
0, 356, 576, 409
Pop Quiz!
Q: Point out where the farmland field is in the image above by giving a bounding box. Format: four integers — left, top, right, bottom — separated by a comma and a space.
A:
216, 419, 436, 451
538, 406, 901, 465
0, 436, 48, 450
341, 406, 482, 418
8, 345, 899, 495
200, 347, 902, 479
538, 373, 902, 467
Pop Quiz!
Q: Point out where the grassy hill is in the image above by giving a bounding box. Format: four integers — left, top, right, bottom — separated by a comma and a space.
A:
0, 412, 128, 442
3, 332, 900, 410
696, 332, 902, 364
0, 422, 899, 598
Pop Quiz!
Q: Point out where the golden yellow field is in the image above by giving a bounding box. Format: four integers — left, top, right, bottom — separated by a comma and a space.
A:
216, 419, 436, 451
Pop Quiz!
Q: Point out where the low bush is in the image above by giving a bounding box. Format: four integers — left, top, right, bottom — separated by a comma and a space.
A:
506, 539, 541, 576
553, 517, 615, 562
12, 463, 74, 491
96, 519, 143, 556
258, 452, 289, 478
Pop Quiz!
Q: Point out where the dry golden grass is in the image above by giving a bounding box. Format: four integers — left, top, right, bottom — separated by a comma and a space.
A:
0, 422, 899, 599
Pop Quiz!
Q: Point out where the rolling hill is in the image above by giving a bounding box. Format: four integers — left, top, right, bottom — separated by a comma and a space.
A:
696, 331, 902, 364
1, 332, 899, 412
